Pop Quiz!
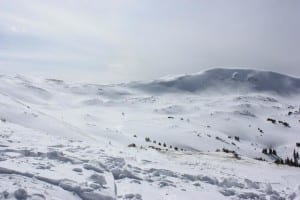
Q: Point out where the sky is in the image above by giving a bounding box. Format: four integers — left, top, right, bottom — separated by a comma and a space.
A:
0, 0, 299, 83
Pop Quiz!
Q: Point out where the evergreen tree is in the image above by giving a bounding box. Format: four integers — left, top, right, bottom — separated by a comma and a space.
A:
268, 148, 272, 155
262, 148, 268, 154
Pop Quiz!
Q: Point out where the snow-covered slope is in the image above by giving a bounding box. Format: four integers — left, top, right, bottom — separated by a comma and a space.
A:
129, 68, 300, 95
0, 68, 300, 200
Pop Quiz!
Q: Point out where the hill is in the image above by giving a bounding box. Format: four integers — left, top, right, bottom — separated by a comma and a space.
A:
129, 68, 300, 95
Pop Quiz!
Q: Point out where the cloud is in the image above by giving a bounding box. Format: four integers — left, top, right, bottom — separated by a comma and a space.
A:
0, 0, 299, 83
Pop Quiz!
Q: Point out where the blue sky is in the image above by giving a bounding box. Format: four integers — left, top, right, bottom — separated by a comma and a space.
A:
0, 0, 299, 83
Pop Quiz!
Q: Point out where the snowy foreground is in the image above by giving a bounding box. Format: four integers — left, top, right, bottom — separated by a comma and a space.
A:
0, 68, 300, 200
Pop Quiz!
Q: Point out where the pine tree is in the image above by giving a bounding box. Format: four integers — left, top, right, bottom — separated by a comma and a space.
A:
293, 149, 296, 160
269, 148, 272, 155
262, 148, 268, 154
285, 157, 290, 165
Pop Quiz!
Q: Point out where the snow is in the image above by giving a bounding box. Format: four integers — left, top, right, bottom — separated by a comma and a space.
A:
129, 68, 300, 95
0, 68, 300, 199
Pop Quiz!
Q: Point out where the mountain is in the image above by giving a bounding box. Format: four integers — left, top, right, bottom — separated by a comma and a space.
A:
129, 68, 300, 95
0, 69, 300, 199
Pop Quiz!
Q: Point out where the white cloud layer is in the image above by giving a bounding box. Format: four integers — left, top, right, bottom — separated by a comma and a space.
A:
0, 0, 299, 83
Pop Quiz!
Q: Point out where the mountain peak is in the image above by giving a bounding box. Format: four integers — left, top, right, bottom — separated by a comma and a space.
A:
130, 68, 300, 95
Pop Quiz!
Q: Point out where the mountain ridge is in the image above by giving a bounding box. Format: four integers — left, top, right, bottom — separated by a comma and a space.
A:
128, 68, 300, 95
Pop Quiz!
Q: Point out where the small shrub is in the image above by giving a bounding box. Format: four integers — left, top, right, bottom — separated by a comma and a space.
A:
128, 143, 136, 148
274, 159, 284, 165
254, 157, 266, 161
283, 122, 290, 128
234, 136, 240, 142
267, 118, 276, 124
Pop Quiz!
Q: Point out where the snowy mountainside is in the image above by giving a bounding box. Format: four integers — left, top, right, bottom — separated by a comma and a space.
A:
0, 69, 300, 199
129, 68, 300, 95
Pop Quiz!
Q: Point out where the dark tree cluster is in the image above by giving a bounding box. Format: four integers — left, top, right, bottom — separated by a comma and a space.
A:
215, 136, 227, 143
228, 135, 240, 142
274, 149, 300, 168
145, 137, 183, 152
278, 121, 290, 128
222, 148, 235, 154
254, 157, 266, 162
128, 143, 136, 148
234, 136, 240, 142
267, 118, 276, 124
262, 148, 277, 156
258, 128, 264, 133
288, 107, 300, 116
294, 149, 300, 160
221, 148, 240, 159
266, 117, 291, 127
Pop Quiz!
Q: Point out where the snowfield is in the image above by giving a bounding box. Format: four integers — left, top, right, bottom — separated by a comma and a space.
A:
0, 68, 300, 200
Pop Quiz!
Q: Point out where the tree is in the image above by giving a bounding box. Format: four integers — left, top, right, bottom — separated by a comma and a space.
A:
269, 148, 273, 155
262, 148, 268, 154
275, 159, 282, 165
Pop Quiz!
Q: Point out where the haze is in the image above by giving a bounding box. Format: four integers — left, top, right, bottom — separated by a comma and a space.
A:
0, 0, 299, 83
